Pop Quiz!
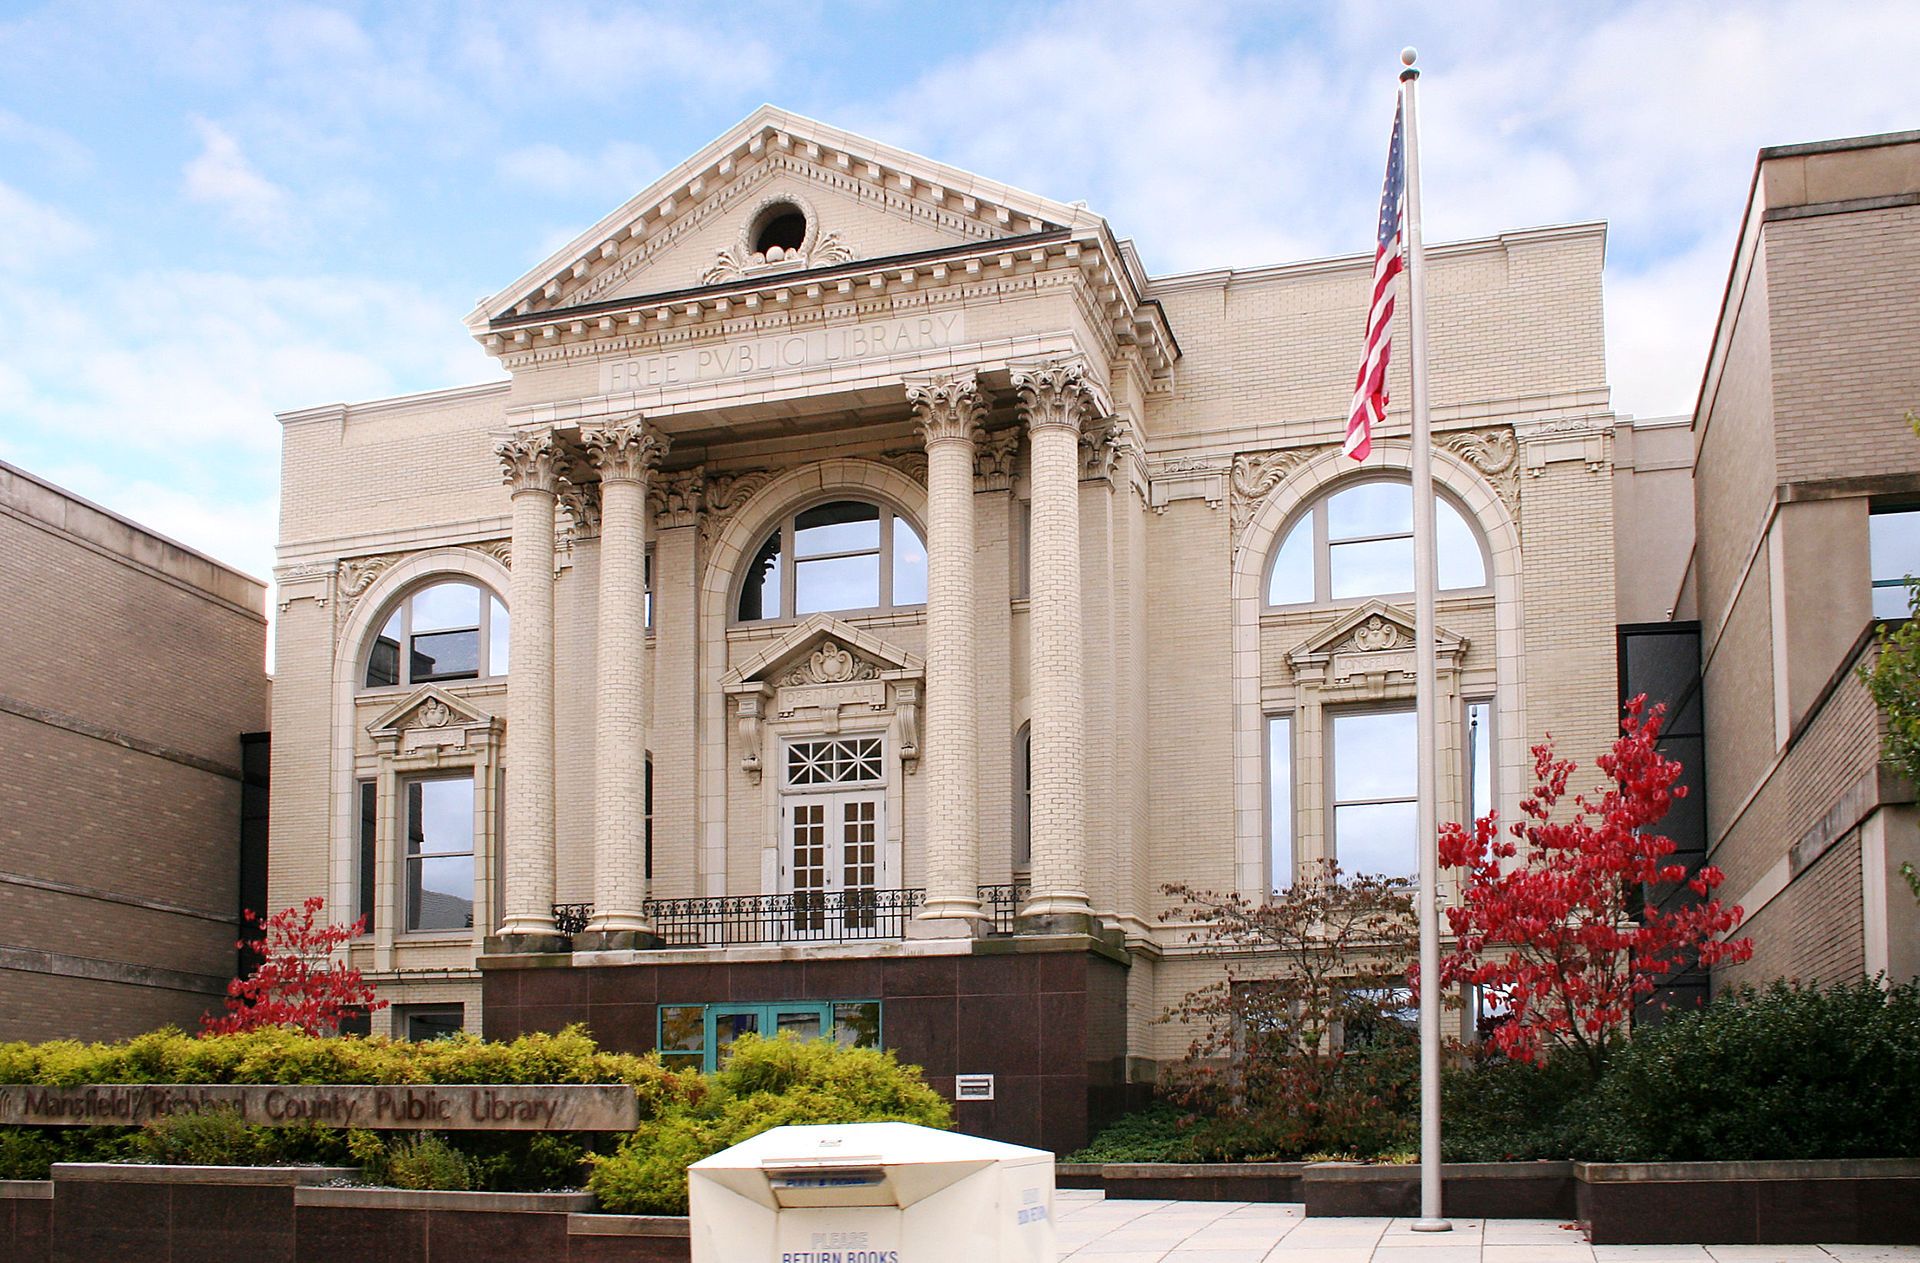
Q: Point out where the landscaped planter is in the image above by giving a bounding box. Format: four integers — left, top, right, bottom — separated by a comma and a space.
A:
1, 1179, 52, 1263
26, 1164, 696, 1263
1576, 1158, 1920, 1245
1303, 1160, 1576, 1219
1057, 1161, 1305, 1202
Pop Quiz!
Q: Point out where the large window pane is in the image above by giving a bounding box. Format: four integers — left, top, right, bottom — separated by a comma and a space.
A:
1269, 716, 1293, 892
1329, 482, 1413, 540
1871, 509, 1920, 619
411, 582, 480, 632
1330, 536, 1415, 598
1437, 500, 1487, 589
776, 1009, 823, 1040
1268, 518, 1314, 605
408, 854, 474, 930
356, 780, 376, 934
833, 1001, 881, 1049
892, 517, 928, 604
739, 532, 783, 620
1334, 711, 1417, 800
411, 629, 479, 681
795, 501, 880, 555
409, 779, 472, 853
1333, 802, 1418, 879
715, 1011, 760, 1061
796, 554, 880, 614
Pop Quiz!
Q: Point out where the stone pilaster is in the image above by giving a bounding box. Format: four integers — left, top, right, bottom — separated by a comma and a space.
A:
491, 430, 565, 950
1013, 359, 1101, 927
907, 372, 990, 926
578, 417, 667, 950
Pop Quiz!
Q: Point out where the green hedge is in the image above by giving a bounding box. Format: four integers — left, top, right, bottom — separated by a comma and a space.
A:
0, 1025, 949, 1201
1080, 979, 1920, 1165
0, 1025, 700, 1188
588, 1032, 951, 1214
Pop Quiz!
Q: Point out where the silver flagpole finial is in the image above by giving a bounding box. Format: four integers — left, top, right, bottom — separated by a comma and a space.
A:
1401, 47, 1420, 80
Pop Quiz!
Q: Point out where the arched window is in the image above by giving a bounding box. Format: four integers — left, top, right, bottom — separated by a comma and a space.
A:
1266, 478, 1487, 606
737, 499, 928, 622
364, 580, 508, 688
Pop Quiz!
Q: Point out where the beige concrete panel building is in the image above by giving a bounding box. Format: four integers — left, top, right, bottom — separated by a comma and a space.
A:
0, 462, 268, 1042
1667, 131, 1920, 990
269, 107, 1620, 1149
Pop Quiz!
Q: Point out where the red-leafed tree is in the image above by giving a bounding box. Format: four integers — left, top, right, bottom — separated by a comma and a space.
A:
203, 896, 387, 1036
1438, 697, 1752, 1074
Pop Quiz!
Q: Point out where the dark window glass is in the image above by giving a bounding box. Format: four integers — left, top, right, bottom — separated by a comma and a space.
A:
411, 629, 480, 681
644, 755, 654, 881
357, 780, 377, 934
658, 1005, 705, 1072
401, 1007, 463, 1041
832, 1001, 881, 1049
738, 532, 782, 620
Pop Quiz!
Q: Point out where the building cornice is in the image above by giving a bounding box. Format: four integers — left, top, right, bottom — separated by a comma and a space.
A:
277, 380, 510, 429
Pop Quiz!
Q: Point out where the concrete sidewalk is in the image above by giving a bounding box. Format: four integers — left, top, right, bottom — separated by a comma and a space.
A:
1054, 1189, 1920, 1262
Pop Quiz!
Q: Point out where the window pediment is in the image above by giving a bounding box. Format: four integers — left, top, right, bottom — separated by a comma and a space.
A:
1287, 600, 1468, 690
367, 685, 501, 756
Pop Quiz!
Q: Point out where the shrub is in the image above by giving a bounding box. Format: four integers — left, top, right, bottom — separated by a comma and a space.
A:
1590, 978, 1920, 1162
589, 1033, 951, 1214
135, 1107, 275, 1165
1066, 1102, 1197, 1162
382, 1134, 473, 1191
0, 1024, 701, 1191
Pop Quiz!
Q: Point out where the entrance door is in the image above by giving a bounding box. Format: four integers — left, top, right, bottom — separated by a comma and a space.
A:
781, 789, 885, 938
780, 735, 887, 940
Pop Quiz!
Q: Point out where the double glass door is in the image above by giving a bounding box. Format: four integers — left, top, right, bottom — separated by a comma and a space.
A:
782, 790, 883, 936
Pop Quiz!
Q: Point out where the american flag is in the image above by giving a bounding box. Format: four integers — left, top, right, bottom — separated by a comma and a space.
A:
1344, 100, 1407, 462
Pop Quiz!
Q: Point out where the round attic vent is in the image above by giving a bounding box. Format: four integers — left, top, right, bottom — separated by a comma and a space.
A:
750, 201, 808, 261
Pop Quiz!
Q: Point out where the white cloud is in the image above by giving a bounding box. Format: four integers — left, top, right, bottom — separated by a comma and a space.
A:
0, 180, 91, 271
0, 109, 91, 177
497, 140, 663, 200
183, 117, 293, 238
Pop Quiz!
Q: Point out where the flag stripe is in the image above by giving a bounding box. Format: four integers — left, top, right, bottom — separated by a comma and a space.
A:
1345, 100, 1406, 462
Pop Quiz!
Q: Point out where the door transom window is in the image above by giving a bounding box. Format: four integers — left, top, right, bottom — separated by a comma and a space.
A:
785, 736, 884, 788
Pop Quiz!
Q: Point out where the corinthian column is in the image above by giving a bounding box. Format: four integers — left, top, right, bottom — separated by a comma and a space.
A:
1013, 359, 1099, 927
578, 417, 667, 950
492, 430, 565, 949
907, 372, 989, 926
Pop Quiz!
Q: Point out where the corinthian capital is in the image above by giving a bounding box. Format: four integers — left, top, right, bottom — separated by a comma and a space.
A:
905, 371, 989, 449
1011, 357, 1104, 435
582, 417, 669, 484
496, 431, 564, 495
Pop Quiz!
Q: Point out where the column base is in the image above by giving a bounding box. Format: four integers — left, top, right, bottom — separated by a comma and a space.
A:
916, 896, 987, 927
572, 928, 665, 952
484, 931, 572, 956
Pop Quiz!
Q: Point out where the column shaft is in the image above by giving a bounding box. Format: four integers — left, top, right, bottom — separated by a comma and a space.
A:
1014, 360, 1098, 923
495, 437, 560, 942
909, 373, 988, 925
582, 419, 665, 944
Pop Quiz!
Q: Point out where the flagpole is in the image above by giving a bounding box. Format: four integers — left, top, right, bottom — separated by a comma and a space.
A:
1400, 45, 1452, 1235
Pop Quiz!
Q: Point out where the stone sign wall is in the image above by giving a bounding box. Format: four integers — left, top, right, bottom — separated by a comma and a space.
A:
0, 1083, 638, 1131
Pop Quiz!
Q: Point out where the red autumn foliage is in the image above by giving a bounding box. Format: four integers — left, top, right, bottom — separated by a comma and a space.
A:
202, 896, 387, 1036
1437, 696, 1752, 1070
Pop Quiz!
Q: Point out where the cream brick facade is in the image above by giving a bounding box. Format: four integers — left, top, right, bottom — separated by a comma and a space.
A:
270, 105, 1620, 1070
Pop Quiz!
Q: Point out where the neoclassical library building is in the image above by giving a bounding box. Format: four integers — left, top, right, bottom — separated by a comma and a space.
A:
270, 106, 1637, 1152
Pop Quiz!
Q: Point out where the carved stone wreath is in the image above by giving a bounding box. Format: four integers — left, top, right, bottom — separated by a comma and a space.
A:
1347, 615, 1402, 652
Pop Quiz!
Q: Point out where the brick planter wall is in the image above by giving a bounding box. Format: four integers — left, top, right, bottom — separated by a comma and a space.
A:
1576, 1158, 1920, 1245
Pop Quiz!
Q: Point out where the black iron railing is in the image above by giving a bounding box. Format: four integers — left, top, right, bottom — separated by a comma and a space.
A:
978, 881, 1031, 935
551, 903, 593, 937
642, 889, 927, 946
554, 882, 1037, 947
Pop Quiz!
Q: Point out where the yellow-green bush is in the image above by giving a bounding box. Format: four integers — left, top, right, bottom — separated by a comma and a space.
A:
0, 1025, 701, 1188
588, 1033, 952, 1215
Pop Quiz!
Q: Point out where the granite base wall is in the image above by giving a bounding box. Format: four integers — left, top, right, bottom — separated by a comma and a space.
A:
1576, 1160, 1920, 1245
481, 941, 1133, 1155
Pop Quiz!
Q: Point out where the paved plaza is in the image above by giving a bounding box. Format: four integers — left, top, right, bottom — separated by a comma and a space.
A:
1055, 1190, 1920, 1262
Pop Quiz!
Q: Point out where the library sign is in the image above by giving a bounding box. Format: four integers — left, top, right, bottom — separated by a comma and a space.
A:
0, 1083, 638, 1131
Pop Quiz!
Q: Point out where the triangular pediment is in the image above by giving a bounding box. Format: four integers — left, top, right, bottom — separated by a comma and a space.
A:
366, 684, 497, 737
1288, 599, 1467, 668
469, 105, 1101, 331
722, 614, 923, 689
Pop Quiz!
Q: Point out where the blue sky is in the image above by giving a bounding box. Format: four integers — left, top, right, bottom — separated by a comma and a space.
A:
0, 0, 1912, 595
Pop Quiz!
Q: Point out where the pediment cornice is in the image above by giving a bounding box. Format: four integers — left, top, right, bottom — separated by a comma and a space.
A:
721, 614, 924, 690
1287, 599, 1468, 686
